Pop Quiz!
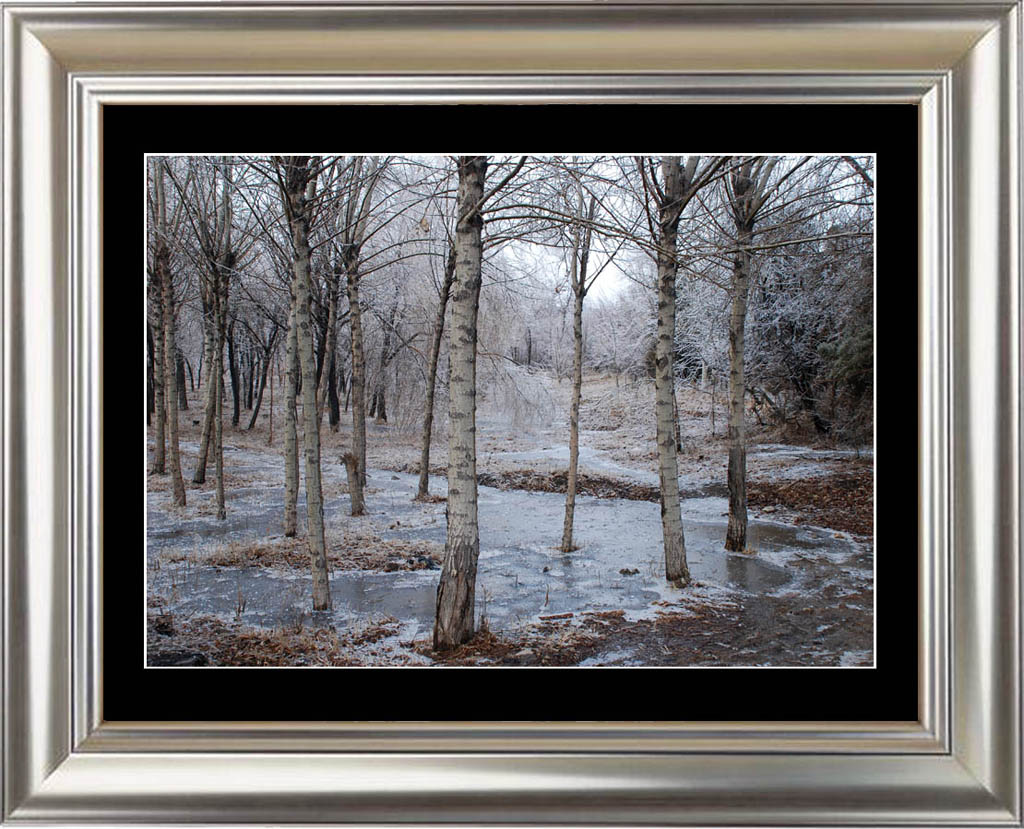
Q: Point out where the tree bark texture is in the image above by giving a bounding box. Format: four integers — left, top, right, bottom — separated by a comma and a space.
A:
316, 264, 343, 428
284, 157, 332, 611
158, 247, 187, 506
434, 156, 487, 650
148, 270, 166, 475
654, 157, 691, 586
175, 350, 188, 410
284, 300, 300, 537
725, 221, 753, 552
228, 322, 240, 427
192, 285, 216, 483
723, 156, 776, 552
345, 253, 368, 503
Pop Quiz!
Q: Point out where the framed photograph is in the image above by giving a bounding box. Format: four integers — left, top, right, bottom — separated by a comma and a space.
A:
2, 2, 1020, 825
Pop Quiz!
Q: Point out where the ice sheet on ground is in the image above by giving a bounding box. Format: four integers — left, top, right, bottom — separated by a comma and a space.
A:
149, 463, 865, 639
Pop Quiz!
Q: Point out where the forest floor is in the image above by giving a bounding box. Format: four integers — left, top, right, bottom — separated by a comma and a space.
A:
146, 372, 874, 667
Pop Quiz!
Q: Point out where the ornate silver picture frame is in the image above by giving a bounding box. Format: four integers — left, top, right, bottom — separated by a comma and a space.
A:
2, 2, 1020, 823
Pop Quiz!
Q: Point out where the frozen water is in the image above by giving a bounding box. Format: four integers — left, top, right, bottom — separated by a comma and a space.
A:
148, 465, 871, 640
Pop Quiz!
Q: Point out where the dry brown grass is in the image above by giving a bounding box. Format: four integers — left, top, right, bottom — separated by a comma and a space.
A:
188, 532, 442, 573
146, 612, 410, 666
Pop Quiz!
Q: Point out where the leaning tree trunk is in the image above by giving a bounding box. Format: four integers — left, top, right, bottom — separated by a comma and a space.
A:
434, 155, 487, 651
247, 340, 274, 431
416, 248, 455, 499
286, 159, 332, 611
148, 274, 166, 474
283, 304, 300, 537
345, 253, 368, 504
654, 157, 691, 586
725, 222, 753, 552
158, 252, 186, 506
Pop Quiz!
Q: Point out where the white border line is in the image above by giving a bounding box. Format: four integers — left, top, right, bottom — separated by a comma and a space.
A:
143, 152, 878, 670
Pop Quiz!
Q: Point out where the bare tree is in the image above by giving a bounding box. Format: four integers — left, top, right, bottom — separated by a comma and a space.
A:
336, 157, 388, 514
560, 187, 597, 553
434, 154, 526, 650
148, 158, 186, 505
433, 156, 489, 650
723, 156, 779, 552
283, 303, 300, 538
147, 267, 166, 475
280, 156, 332, 611
638, 155, 726, 585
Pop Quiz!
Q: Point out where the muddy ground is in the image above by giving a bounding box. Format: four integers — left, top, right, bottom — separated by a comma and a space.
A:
147, 372, 874, 667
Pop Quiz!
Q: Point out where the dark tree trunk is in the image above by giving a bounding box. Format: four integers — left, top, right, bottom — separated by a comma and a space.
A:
176, 349, 188, 410
147, 323, 156, 425
328, 354, 341, 430
247, 344, 273, 431
228, 323, 241, 427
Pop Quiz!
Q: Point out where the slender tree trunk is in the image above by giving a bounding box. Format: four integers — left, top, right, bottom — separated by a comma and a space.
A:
212, 270, 229, 518
228, 323, 240, 427
560, 194, 594, 553
148, 282, 166, 473
245, 351, 255, 410
268, 352, 275, 447
176, 350, 188, 410
328, 354, 341, 431
434, 156, 487, 651
560, 285, 585, 552
193, 295, 216, 483
416, 248, 455, 499
185, 354, 195, 393
285, 159, 331, 611
374, 297, 398, 425
345, 254, 368, 501
283, 304, 300, 537
725, 223, 753, 552
247, 342, 273, 431
316, 265, 342, 428
158, 252, 186, 505
654, 157, 691, 586
214, 353, 226, 519
342, 452, 364, 515
146, 323, 155, 426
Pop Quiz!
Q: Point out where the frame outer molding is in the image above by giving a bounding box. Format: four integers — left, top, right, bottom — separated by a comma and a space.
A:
1, 2, 1021, 824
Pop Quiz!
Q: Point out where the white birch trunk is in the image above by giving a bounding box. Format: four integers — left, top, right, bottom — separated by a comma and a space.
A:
285, 158, 332, 611
654, 157, 691, 586
434, 156, 487, 650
